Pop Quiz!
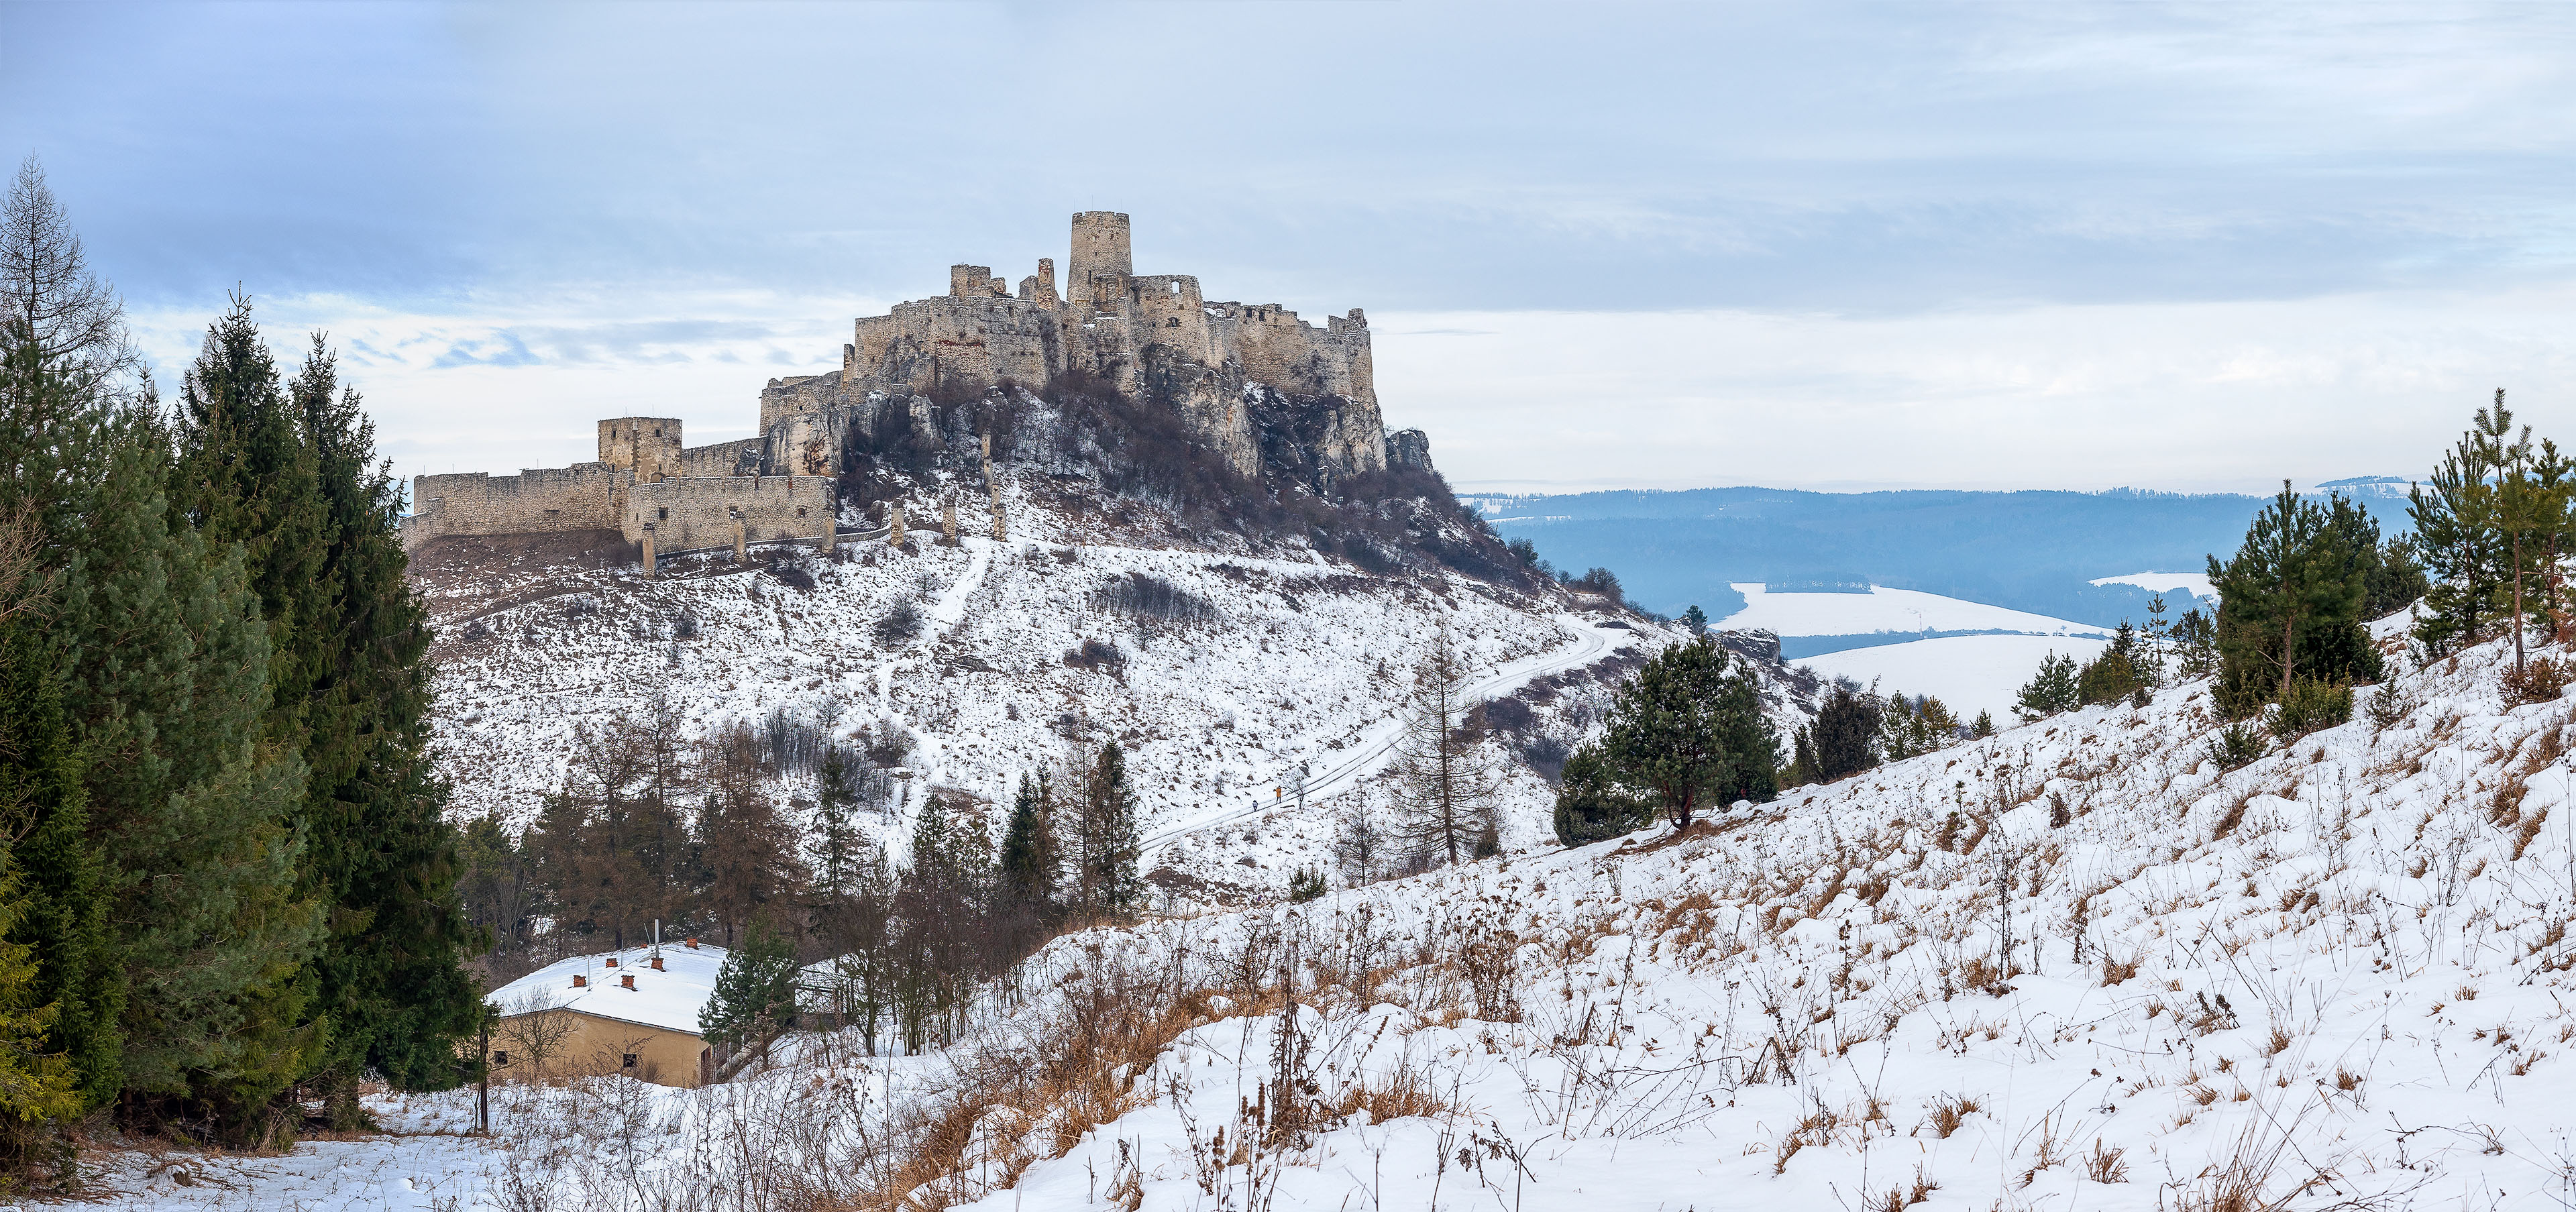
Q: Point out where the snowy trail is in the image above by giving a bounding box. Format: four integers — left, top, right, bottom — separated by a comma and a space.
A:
1140, 612, 1625, 853
877, 537, 999, 861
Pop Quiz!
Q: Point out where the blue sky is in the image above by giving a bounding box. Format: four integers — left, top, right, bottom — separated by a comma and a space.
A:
7, 2, 2575, 493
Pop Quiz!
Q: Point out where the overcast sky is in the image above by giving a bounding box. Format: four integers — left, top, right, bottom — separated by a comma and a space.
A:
7, 2, 2574, 494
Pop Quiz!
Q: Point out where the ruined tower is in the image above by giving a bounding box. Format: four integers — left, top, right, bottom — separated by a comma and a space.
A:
599, 418, 684, 484
1067, 211, 1132, 313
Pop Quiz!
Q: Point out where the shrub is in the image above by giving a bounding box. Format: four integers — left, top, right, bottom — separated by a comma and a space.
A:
2210, 721, 2267, 770
459, 618, 490, 642
871, 599, 924, 645
1088, 571, 1215, 623
2364, 681, 2412, 729
2504, 655, 2572, 706
1285, 867, 1326, 903
1064, 638, 1126, 670
766, 559, 816, 592
671, 610, 700, 641
2269, 677, 2351, 738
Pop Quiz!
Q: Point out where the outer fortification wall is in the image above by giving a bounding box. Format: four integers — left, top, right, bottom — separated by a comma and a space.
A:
625, 476, 835, 553
402, 463, 631, 550
680, 439, 761, 479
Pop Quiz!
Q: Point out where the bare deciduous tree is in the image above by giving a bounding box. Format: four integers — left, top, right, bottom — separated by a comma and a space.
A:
3, 157, 135, 400
1387, 624, 1499, 867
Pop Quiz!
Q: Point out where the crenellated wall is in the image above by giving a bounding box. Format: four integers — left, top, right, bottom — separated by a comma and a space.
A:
625, 476, 836, 553
402, 463, 632, 549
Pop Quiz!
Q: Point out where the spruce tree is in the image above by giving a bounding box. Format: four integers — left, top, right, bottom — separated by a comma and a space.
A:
1813, 683, 1881, 779
996, 771, 1059, 912
0, 621, 117, 1111
52, 419, 322, 1134
282, 336, 480, 1104
1077, 744, 1142, 915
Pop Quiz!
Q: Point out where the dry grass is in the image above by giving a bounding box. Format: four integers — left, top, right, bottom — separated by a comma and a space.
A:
1924, 1093, 1980, 1138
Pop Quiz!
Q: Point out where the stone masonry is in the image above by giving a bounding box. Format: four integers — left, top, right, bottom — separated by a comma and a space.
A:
400, 211, 1428, 553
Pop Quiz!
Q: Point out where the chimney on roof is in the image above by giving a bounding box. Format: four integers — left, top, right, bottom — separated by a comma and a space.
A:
573, 974, 586, 988
621, 973, 635, 991
650, 956, 664, 971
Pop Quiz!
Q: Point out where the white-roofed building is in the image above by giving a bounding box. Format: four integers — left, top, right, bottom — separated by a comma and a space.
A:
485, 938, 731, 1087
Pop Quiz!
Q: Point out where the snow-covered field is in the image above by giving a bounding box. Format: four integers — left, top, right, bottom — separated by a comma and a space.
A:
1798, 632, 2114, 720
105, 618, 2576, 1210
1715, 582, 2101, 641
2092, 569, 2215, 604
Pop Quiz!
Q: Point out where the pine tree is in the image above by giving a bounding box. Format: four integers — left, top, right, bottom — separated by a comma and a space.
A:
1813, 683, 1881, 779
697, 918, 800, 1065
1680, 604, 1708, 635
1786, 726, 1821, 787
1971, 710, 1995, 738
811, 748, 863, 899
1599, 635, 1776, 828
2210, 482, 2369, 714
2014, 653, 2080, 720
1549, 743, 1652, 846
2410, 396, 2511, 657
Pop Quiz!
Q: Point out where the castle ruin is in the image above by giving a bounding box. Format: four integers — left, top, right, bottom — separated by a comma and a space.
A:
402, 212, 1428, 554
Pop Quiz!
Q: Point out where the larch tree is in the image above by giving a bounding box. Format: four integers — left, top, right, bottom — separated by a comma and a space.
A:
1388, 625, 1499, 865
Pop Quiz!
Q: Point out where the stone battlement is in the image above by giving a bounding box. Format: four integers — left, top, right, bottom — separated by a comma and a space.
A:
400, 212, 1426, 555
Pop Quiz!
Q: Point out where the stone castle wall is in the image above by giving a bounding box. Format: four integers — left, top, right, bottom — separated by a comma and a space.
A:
681, 439, 763, 479
626, 476, 835, 553
403, 463, 631, 548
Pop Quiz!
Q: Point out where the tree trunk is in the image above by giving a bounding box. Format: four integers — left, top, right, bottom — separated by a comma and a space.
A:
2279, 611, 2298, 702
2513, 532, 2526, 674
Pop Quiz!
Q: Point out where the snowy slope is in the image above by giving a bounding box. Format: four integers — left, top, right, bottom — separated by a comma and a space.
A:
414, 475, 1808, 900
118, 622, 2576, 1209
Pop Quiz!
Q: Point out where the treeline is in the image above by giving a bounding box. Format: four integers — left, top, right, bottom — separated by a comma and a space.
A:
463, 695, 1148, 1059
0, 162, 474, 1164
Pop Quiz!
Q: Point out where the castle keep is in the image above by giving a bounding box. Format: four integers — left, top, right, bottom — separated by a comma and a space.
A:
402, 212, 1425, 553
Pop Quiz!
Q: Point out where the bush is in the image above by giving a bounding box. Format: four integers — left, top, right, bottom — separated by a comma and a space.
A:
2503, 655, 2572, 706
2364, 681, 2412, 730
1088, 571, 1215, 623
1286, 867, 1326, 903
1064, 638, 1126, 670
2269, 677, 2351, 738
871, 599, 924, 645
766, 559, 816, 592
672, 610, 700, 640
2210, 721, 2267, 770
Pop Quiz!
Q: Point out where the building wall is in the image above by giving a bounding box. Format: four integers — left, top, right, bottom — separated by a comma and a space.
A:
401, 463, 631, 550
680, 438, 763, 479
488, 1007, 712, 1089
626, 475, 835, 552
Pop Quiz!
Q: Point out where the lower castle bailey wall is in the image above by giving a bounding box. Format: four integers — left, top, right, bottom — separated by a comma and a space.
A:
402, 463, 630, 550
625, 476, 835, 553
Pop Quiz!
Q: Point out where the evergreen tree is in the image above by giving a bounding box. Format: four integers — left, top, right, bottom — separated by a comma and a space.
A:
1075, 744, 1142, 914
52, 419, 322, 1136
810, 747, 863, 899
1549, 743, 1652, 846
696, 918, 800, 1058
1785, 726, 1821, 787
1680, 604, 1708, 636
996, 770, 1059, 912
2014, 653, 2080, 720
2410, 396, 2511, 657
1599, 635, 1777, 828
278, 335, 480, 1106
0, 621, 116, 1111
1813, 683, 1880, 779
1970, 710, 1995, 738
2210, 482, 2369, 715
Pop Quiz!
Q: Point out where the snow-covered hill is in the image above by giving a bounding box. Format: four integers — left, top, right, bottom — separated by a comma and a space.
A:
119, 614, 2576, 1210
412, 476, 1813, 900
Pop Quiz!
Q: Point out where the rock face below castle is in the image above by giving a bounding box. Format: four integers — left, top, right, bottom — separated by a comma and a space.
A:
402, 211, 1415, 553
779, 211, 1388, 484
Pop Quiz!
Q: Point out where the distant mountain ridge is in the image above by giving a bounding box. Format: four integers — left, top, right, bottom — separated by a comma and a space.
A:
1476, 481, 2416, 627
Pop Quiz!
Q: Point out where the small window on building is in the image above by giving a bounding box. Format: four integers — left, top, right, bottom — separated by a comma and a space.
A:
493, 1050, 510, 1067
653, 427, 662, 437
1165, 317, 1180, 327
657, 507, 669, 520
797, 506, 808, 518
623, 1053, 638, 1070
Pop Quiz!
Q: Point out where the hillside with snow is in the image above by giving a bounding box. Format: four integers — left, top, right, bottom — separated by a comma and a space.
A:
411, 477, 1815, 902
113, 610, 2576, 1210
